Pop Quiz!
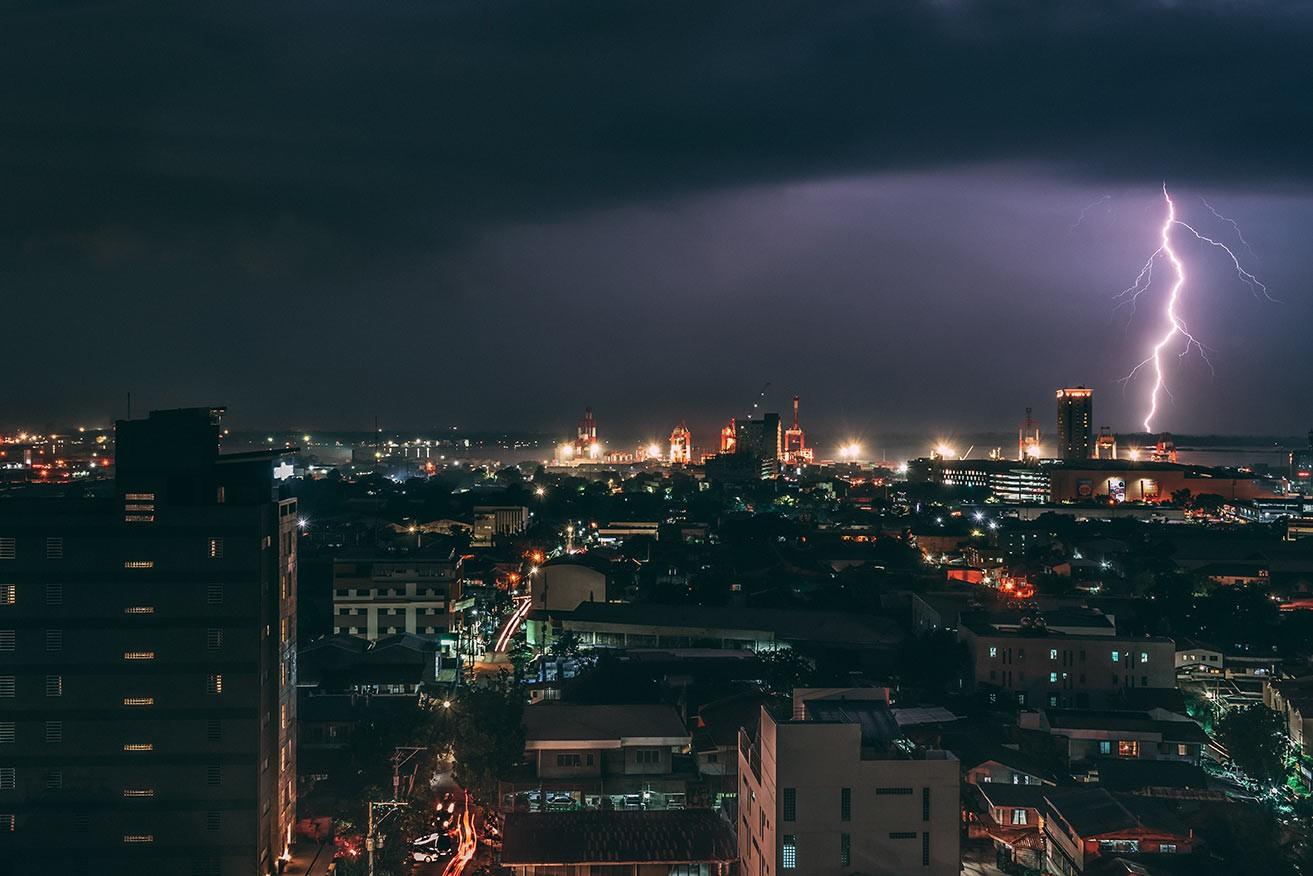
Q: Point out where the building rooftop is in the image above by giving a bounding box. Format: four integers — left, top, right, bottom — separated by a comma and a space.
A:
522, 703, 689, 747
1044, 710, 1209, 744
1096, 759, 1210, 792
501, 810, 738, 865
1044, 788, 1189, 839
561, 601, 905, 648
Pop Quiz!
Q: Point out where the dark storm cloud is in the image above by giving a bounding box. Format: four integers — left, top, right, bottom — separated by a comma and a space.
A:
3, 0, 1310, 252
2, 0, 1311, 432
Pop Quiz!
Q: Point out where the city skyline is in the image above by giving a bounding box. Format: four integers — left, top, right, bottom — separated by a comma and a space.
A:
4, 3, 1312, 433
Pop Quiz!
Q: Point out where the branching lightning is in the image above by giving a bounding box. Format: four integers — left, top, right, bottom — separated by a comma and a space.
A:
1071, 194, 1112, 231
1117, 184, 1270, 433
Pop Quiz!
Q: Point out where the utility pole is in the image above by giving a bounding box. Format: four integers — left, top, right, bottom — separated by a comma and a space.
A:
366, 746, 426, 876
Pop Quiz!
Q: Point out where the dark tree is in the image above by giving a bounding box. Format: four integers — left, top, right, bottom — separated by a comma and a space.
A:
1217, 705, 1290, 790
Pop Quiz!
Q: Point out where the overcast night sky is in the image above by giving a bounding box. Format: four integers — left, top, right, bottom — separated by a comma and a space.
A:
3, 0, 1312, 441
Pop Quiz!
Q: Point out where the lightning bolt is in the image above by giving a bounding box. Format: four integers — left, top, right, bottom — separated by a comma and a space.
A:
1199, 196, 1257, 261
1071, 194, 1112, 231
1118, 184, 1270, 433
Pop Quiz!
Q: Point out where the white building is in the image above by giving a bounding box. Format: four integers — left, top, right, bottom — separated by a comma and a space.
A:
738, 691, 959, 876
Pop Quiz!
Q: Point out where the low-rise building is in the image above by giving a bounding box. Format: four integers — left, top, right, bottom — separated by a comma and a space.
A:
738, 696, 960, 876
968, 783, 1047, 872
473, 505, 529, 547
1023, 709, 1208, 773
331, 549, 462, 639
501, 809, 737, 876
958, 610, 1175, 709
1043, 788, 1196, 874
500, 703, 694, 812
1264, 675, 1313, 786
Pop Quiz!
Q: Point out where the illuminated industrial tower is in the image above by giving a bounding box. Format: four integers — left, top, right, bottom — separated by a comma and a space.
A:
1018, 407, 1041, 460
1095, 426, 1118, 460
782, 395, 813, 465
575, 406, 600, 459
719, 418, 737, 454
669, 421, 692, 464
1056, 387, 1093, 460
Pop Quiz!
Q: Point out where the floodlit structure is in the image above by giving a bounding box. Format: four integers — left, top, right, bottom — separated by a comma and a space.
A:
669, 422, 692, 464
1094, 427, 1117, 460
720, 418, 737, 454
782, 396, 813, 466
1018, 407, 1041, 460
574, 406, 599, 459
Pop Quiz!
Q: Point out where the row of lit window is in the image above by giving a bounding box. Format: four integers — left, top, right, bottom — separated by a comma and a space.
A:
988, 646, 1150, 663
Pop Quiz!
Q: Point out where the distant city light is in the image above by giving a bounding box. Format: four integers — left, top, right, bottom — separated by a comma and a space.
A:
933, 442, 957, 459
838, 442, 862, 461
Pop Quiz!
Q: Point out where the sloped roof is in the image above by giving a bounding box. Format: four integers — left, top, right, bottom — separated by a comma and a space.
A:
522, 703, 689, 746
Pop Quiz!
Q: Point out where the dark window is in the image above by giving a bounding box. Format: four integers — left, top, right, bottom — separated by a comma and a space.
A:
889, 832, 917, 840
840, 833, 851, 867
206, 720, 222, 742
206, 764, 221, 786
876, 787, 912, 796
922, 832, 930, 866
922, 787, 930, 821
782, 787, 796, 821
840, 787, 851, 821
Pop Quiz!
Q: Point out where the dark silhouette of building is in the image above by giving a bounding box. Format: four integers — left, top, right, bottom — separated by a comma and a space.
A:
0, 407, 298, 875
1056, 387, 1093, 461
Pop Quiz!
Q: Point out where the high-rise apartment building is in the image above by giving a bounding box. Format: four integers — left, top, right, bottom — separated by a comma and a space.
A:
0, 407, 297, 875
1056, 387, 1093, 461
738, 692, 959, 876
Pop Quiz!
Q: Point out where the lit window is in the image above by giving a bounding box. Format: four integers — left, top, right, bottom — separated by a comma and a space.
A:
123, 652, 155, 661
208, 538, 224, 559
1050, 672, 1058, 683
1049, 649, 1058, 660
1111, 651, 1120, 662
1160, 843, 1177, 854
207, 675, 223, 695
989, 646, 998, 658
123, 743, 153, 752
1140, 652, 1149, 663
124, 606, 154, 615
122, 788, 155, 798
1117, 740, 1140, 758
123, 561, 154, 570
122, 835, 155, 844
781, 836, 797, 869
1011, 808, 1028, 825
122, 697, 154, 707
0, 584, 14, 605
45, 675, 62, 697
840, 832, 850, 867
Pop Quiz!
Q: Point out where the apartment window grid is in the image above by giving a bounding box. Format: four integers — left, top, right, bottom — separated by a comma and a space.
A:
0, 631, 12, 652
45, 721, 62, 744
840, 787, 851, 821
0, 768, 14, 790
45, 537, 63, 559
0, 677, 13, 697
207, 583, 224, 606
922, 832, 930, 866
782, 787, 796, 821
45, 629, 63, 651
0, 814, 12, 832
45, 675, 63, 697
206, 629, 223, 650
922, 787, 930, 821
876, 787, 912, 795
206, 811, 221, 831
0, 538, 14, 560
208, 538, 224, 559
45, 770, 63, 791
44, 582, 63, 605
840, 833, 851, 868
206, 764, 221, 786
206, 674, 223, 695
781, 835, 797, 870
0, 584, 13, 605
206, 719, 222, 742
0, 723, 13, 744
